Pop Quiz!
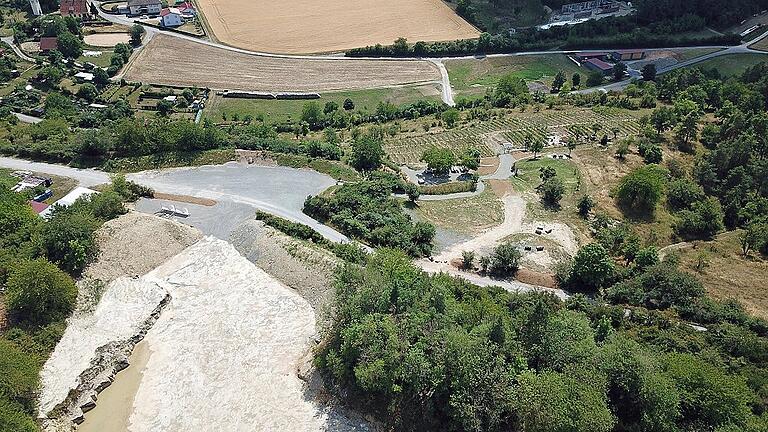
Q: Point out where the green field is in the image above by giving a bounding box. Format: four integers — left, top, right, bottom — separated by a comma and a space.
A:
414, 185, 503, 234
673, 47, 723, 62
78, 47, 115, 68
445, 54, 583, 96
511, 157, 581, 194
203, 85, 442, 123
692, 53, 768, 76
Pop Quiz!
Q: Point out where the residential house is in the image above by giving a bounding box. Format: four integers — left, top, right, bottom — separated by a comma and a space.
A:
127, 0, 162, 16
39, 37, 58, 52
60, 0, 90, 18
177, 1, 196, 18
39, 187, 98, 218
610, 50, 645, 61
160, 7, 184, 27
584, 58, 613, 75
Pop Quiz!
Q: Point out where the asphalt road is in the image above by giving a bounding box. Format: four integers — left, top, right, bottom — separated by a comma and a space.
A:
126, 163, 350, 243
0, 157, 349, 242
1, 36, 35, 62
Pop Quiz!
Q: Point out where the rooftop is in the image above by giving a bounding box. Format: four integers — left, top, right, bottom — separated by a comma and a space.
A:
60, 0, 89, 16
585, 58, 613, 70
39, 37, 58, 51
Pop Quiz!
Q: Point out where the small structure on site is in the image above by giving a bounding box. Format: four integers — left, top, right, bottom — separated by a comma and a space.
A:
574, 52, 608, 62
74, 71, 95, 82
40, 187, 98, 218
39, 37, 58, 53
127, 0, 162, 16
60, 0, 90, 18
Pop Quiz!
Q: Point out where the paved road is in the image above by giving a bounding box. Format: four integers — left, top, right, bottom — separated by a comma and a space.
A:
1, 36, 35, 62
0, 156, 348, 242
0, 157, 110, 186
126, 163, 351, 243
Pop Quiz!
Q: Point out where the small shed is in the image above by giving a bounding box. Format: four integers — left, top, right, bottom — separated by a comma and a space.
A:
39, 37, 58, 52
74, 71, 95, 82
610, 50, 645, 61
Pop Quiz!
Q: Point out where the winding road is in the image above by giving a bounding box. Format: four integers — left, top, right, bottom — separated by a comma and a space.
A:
0, 155, 564, 296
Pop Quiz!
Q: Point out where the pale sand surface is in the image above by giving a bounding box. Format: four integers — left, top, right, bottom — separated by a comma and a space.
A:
197, 0, 479, 54
83, 33, 130, 47
124, 35, 441, 92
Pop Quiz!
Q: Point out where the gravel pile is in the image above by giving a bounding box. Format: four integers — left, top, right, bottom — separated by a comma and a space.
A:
84, 211, 202, 284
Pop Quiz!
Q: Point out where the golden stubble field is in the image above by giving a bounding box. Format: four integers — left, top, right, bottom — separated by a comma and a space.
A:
123, 35, 442, 92
196, 0, 479, 54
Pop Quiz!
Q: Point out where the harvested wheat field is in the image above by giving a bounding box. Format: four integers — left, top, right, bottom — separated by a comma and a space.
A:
197, 0, 478, 54
124, 35, 441, 92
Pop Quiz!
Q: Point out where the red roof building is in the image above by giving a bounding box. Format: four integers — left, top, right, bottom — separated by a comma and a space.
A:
584, 58, 613, 75
39, 37, 58, 52
60, 0, 90, 17
28, 200, 49, 215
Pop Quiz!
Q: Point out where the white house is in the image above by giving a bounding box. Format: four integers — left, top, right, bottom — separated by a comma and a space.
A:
74, 71, 94, 82
160, 7, 184, 27
39, 187, 98, 218
127, 0, 161, 16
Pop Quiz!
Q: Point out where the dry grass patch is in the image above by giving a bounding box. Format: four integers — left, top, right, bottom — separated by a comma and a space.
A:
196, 0, 478, 54
124, 35, 441, 92
413, 186, 503, 234
675, 231, 768, 320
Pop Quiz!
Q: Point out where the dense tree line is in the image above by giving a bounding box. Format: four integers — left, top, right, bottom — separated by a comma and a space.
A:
318, 249, 768, 432
0, 176, 149, 429
304, 176, 435, 257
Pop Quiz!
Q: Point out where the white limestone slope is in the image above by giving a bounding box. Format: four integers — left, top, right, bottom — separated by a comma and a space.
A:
38, 277, 167, 417
128, 236, 343, 431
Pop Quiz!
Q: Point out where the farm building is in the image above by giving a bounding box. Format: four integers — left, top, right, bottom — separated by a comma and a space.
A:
575, 52, 608, 61
39, 37, 58, 52
611, 50, 645, 61
584, 58, 613, 75
128, 0, 162, 16
160, 8, 184, 27
176, 1, 196, 17
60, 0, 90, 18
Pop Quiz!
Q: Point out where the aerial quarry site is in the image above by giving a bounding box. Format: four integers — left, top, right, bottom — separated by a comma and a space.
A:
2, 0, 768, 431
